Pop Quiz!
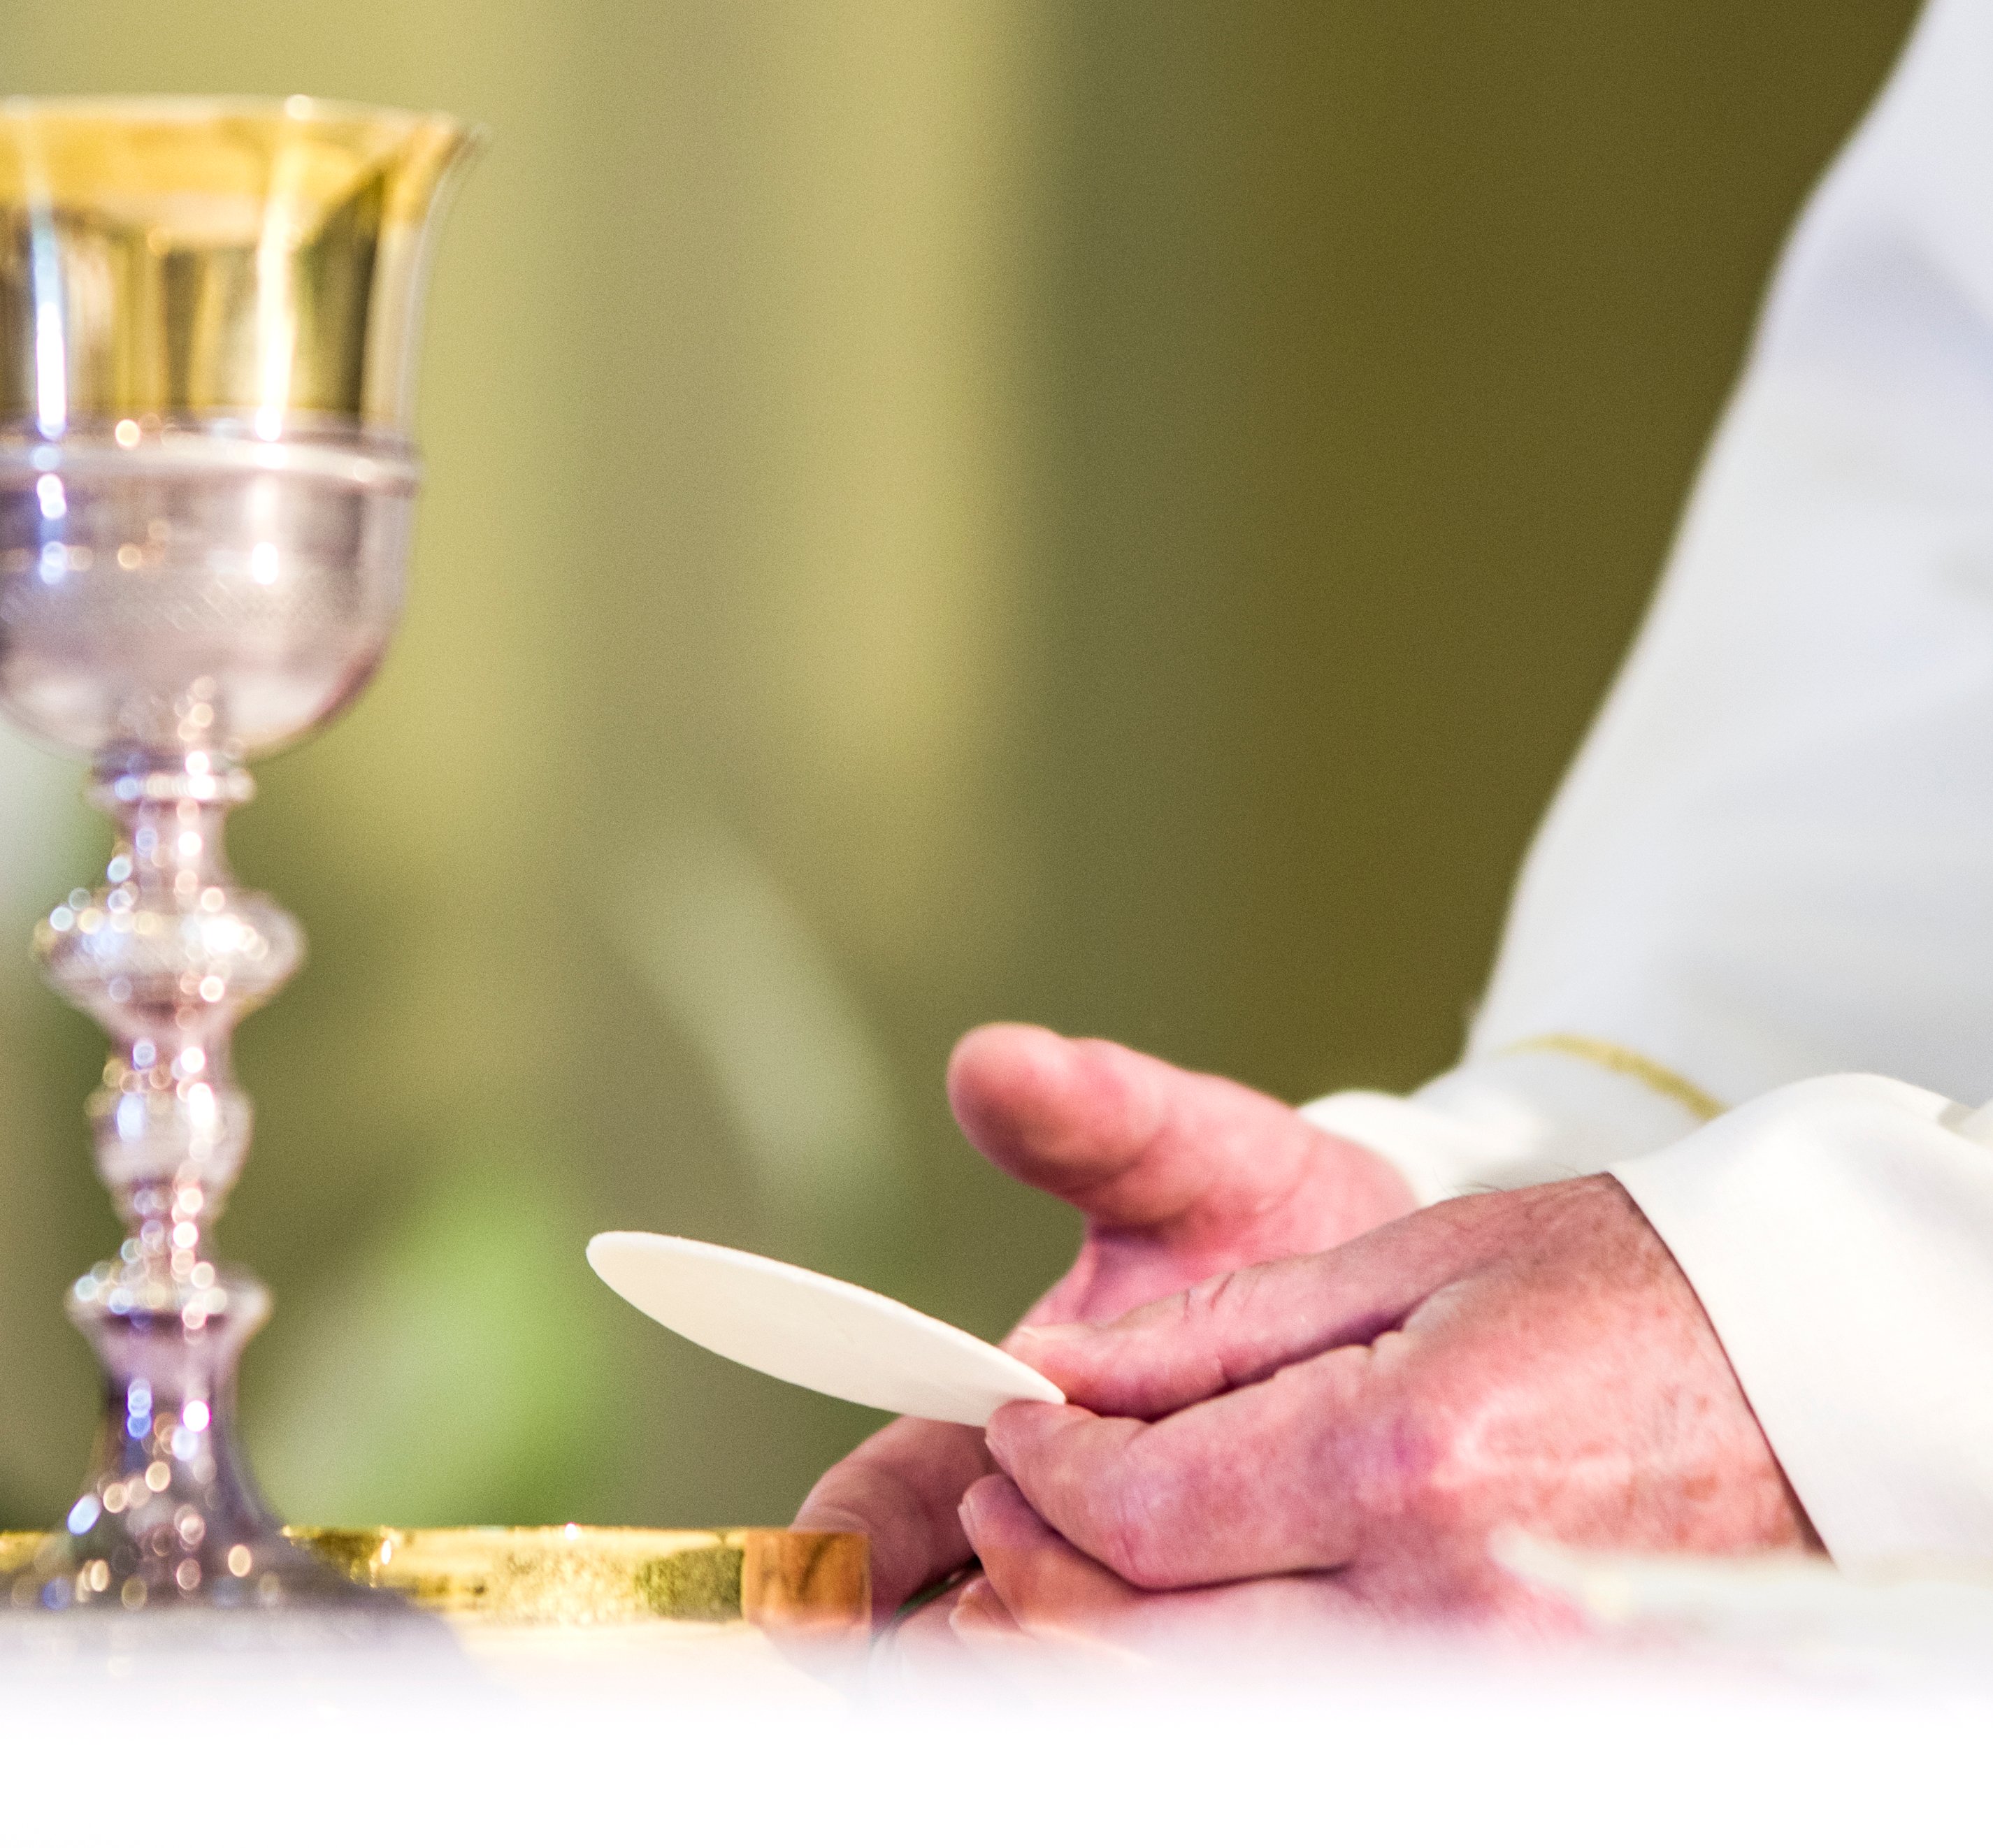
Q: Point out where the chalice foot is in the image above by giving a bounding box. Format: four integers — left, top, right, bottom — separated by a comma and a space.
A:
13, 1271, 375, 1615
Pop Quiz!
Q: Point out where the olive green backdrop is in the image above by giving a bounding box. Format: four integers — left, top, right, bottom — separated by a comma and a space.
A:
0, 1, 1920, 1528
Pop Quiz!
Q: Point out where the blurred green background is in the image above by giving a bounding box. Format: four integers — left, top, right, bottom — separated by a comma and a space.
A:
0, 1, 1918, 1528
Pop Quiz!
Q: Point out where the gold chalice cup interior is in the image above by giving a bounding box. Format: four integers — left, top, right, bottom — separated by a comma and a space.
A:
0, 94, 481, 434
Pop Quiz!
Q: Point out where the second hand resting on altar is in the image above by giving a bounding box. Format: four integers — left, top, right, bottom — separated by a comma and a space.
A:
798, 0, 1993, 1650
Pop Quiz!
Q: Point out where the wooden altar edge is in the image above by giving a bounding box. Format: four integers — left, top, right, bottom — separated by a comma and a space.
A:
0, 1526, 869, 1631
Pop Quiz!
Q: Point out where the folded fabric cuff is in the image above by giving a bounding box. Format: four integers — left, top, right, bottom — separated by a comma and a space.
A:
1613, 1074, 1993, 1568
1300, 1039, 1719, 1207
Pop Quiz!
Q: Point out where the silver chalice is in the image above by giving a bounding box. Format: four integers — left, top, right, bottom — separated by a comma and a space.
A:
0, 96, 479, 1612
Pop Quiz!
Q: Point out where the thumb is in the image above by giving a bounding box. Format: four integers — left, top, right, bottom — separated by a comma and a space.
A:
947, 1023, 1346, 1234
1009, 1211, 1466, 1419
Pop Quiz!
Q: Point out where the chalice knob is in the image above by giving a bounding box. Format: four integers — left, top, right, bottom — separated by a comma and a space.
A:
0, 96, 480, 1614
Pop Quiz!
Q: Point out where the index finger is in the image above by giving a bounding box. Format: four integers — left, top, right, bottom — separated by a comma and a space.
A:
1012, 1204, 1469, 1420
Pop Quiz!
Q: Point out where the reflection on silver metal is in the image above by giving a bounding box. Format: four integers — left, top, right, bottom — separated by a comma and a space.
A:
0, 97, 478, 1614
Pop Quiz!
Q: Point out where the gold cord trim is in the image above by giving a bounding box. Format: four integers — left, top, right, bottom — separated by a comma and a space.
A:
1495, 1033, 1725, 1122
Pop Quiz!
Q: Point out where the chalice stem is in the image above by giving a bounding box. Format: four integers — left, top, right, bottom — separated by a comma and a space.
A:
10, 747, 359, 1611
49, 749, 287, 1268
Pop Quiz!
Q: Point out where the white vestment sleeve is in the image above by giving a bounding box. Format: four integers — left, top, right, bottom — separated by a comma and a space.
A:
1308, 0, 1993, 1205
1613, 1078, 1993, 1564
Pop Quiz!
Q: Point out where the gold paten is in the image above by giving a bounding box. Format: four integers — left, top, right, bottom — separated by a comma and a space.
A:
289, 1525, 870, 1632
0, 96, 480, 430
0, 1525, 868, 1633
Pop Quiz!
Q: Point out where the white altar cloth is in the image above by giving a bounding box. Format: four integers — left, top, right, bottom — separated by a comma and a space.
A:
2, 1567, 1989, 1846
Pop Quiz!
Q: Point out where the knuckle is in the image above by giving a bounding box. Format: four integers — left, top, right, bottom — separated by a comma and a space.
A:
1172, 1273, 1226, 1352
1177, 1266, 1258, 1366
1355, 1387, 1475, 1531
1191, 1264, 1252, 1324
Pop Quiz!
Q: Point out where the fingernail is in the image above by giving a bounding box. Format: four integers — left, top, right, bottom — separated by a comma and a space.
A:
958, 1477, 995, 1534
1012, 1322, 1081, 1348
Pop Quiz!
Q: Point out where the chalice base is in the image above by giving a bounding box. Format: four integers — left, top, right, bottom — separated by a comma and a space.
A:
3, 1264, 408, 1620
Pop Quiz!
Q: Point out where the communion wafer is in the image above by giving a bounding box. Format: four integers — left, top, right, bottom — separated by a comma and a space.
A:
587, 1231, 1065, 1426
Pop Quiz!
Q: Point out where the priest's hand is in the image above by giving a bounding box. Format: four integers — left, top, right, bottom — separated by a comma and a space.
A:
791, 1024, 1416, 1621
957, 1174, 1817, 1647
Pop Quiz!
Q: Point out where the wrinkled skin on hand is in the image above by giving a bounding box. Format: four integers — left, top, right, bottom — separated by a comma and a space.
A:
791, 1024, 1415, 1620
956, 1174, 1820, 1652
